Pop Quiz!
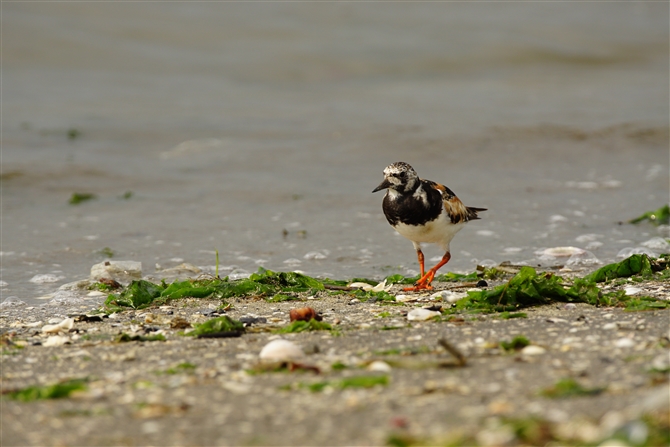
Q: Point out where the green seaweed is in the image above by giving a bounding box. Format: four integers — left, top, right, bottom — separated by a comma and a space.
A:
629, 204, 670, 226
331, 361, 347, 370
105, 280, 165, 310
276, 319, 334, 334
98, 247, 114, 258
104, 268, 325, 311
69, 192, 96, 205
497, 312, 528, 319
435, 271, 479, 282
384, 274, 414, 285
384, 271, 477, 285
584, 254, 654, 283
451, 267, 595, 313
302, 375, 389, 392
266, 294, 301, 302
449, 255, 669, 314
623, 295, 670, 312
67, 128, 81, 140
116, 333, 166, 342
163, 363, 196, 375
5, 378, 88, 401
186, 316, 244, 337
101, 256, 668, 315
500, 335, 531, 351
540, 378, 605, 399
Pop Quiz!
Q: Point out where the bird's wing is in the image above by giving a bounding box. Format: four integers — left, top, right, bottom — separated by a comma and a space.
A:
425, 180, 485, 224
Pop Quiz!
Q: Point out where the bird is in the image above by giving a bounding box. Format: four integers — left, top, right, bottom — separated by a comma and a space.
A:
372, 161, 486, 292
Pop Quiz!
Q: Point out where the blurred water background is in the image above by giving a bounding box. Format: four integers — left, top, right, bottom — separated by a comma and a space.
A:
2, 2, 668, 306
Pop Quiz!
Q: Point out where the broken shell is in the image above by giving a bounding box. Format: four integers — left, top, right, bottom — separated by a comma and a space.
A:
289, 307, 322, 322
43, 335, 70, 347
41, 317, 74, 334
259, 339, 304, 362
348, 280, 392, 293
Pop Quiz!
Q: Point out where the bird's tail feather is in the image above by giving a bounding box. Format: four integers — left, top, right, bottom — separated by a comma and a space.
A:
466, 207, 487, 220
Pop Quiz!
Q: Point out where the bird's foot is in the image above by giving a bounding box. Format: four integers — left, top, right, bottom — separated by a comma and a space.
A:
402, 284, 433, 292
402, 272, 435, 292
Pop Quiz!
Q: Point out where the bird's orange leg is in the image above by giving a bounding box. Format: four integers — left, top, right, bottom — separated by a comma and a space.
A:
404, 252, 451, 292
402, 249, 425, 292
417, 249, 425, 278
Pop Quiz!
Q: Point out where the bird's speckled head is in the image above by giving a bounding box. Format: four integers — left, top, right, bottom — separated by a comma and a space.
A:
372, 162, 419, 193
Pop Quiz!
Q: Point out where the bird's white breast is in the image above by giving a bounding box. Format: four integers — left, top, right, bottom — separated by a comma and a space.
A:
393, 211, 465, 251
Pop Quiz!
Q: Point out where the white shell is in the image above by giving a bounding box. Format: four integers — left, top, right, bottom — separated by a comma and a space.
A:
407, 308, 441, 321
521, 345, 546, 356
431, 290, 468, 303
624, 287, 642, 296
539, 247, 585, 257
367, 361, 392, 372
259, 339, 304, 362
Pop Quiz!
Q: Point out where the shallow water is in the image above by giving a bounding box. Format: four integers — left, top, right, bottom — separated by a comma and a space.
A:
2, 2, 669, 306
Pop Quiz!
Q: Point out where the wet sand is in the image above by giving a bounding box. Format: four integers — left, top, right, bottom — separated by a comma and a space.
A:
2, 279, 669, 446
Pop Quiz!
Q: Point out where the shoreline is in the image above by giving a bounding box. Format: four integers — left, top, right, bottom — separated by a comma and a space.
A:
2, 258, 669, 446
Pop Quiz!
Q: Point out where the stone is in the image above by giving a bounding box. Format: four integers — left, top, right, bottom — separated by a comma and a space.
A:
0, 297, 26, 308
614, 338, 635, 348
90, 260, 142, 283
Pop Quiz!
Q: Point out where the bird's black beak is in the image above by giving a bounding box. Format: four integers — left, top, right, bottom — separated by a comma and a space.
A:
372, 178, 391, 193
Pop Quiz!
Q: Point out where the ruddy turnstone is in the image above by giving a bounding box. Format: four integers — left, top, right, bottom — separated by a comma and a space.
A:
372, 162, 486, 291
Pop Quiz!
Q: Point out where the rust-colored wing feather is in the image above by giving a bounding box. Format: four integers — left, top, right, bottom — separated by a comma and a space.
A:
425, 180, 487, 224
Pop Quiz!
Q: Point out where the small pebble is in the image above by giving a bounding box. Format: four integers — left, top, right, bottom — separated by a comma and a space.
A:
614, 338, 635, 348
